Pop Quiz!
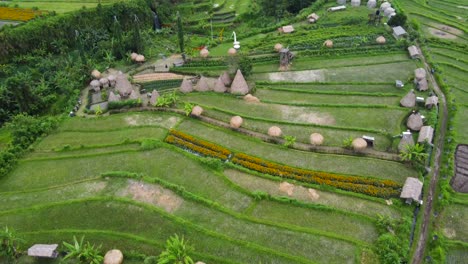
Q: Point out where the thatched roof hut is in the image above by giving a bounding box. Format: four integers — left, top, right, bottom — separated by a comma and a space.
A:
418, 126, 434, 143
91, 69, 101, 79
244, 94, 260, 103
414, 68, 426, 81
384, 7, 395, 16
408, 45, 421, 59
214, 77, 227, 93
28, 244, 58, 258
108, 75, 116, 87
195, 76, 211, 92
417, 78, 428, 91
104, 249, 124, 264
220, 71, 232, 86
115, 73, 133, 97
231, 70, 249, 95
352, 138, 367, 151
149, 90, 160, 106
99, 77, 109, 88
274, 43, 283, 52
191, 106, 203, 116
398, 131, 415, 152
367, 0, 377, 8
407, 112, 424, 131
381, 2, 391, 11
425, 95, 438, 109
228, 48, 237, 56
392, 26, 407, 39
400, 90, 416, 108
310, 133, 324, 145
230, 116, 243, 128
324, 40, 333, 48
351, 0, 361, 7
90, 80, 101, 92
179, 77, 194, 93
400, 177, 423, 204
376, 36, 386, 44
200, 48, 209, 58
129, 90, 139, 100
108, 92, 121, 102
268, 126, 282, 137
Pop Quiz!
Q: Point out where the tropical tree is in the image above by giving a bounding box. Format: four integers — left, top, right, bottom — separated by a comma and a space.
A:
63, 236, 103, 264
176, 11, 185, 59
0, 226, 23, 260
158, 234, 194, 264
400, 144, 428, 164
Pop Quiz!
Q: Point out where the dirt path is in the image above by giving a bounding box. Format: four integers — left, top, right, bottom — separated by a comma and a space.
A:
411, 46, 448, 264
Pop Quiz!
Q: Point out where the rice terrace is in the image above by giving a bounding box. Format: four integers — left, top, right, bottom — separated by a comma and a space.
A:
0, 0, 466, 263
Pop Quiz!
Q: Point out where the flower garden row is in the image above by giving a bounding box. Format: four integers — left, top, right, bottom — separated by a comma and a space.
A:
165, 130, 402, 198
0, 7, 43, 22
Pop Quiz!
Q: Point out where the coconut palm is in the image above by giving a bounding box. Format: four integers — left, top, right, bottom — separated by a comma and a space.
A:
158, 234, 194, 264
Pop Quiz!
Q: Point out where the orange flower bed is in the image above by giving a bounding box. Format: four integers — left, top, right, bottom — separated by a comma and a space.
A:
169, 129, 231, 156
232, 153, 402, 198
165, 132, 230, 160
0, 7, 43, 22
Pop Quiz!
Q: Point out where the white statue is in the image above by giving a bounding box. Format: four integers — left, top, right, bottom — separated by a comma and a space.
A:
232, 31, 240, 50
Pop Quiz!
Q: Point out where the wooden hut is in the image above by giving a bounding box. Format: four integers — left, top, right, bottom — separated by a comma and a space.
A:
398, 131, 415, 152
408, 45, 421, 59
400, 177, 423, 204
108, 92, 121, 102
214, 77, 227, 93
115, 73, 133, 97
367, 0, 377, 8
149, 90, 160, 106
392, 26, 407, 39
400, 90, 416, 108
418, 126, 434, 143
407, 112, 424, 131
417, 78, 429, 91
179, 77, 194, 93
28, 244, 59, 258
278, 25, 294, 33
195, 76, 210, 92
230, 70, 249, 95
425, 95, 438, 109
220, 71, 232, 86
414, 68, 426, 81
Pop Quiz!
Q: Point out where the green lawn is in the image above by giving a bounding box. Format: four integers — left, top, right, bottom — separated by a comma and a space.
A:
439, 203, 468, 242
454, 106, 468, 144
9, 0, 124, 13
0, 127, 11, 151
256, 83, 404, 94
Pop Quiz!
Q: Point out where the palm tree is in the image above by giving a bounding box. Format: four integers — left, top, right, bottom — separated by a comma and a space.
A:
63, 236, 103, 264
400, 144, 428, 164
158, 234, 194, 264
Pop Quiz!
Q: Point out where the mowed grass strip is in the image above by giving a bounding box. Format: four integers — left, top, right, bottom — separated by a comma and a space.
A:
59, 112, 181, 132
176, 119, 417, 182
0, 199, 311, 264
1, 148, 252, 211
224, 169, 404, 219
439, 203, 468, 242
25, 143, 141, 160
9, 0, 123, 13
454, 106, 468, 144
256, 83, 404, 94
183, 93, 407, 134
35, 127, 166, 150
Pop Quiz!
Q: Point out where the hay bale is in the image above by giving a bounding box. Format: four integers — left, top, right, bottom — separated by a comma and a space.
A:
179, 77, 193, 93
231, 69, 249, 95
268, 126, 282, 137
195, 76, 210, 92
376, 36, 386, 44
244, 94, 260, 103
367, 0, 377, 8
135, 55, 145, 63
310, 133, 324, 145
104, 249, 123, 264
400, 90, 416, 108
200, 48, 209, 58
230, 116, 243, 128
274, 43, 283, 52
195, 262, 206, 264
228, 48, 237, 56
352, 138, 368, 151
214, 77, 227, 93
324, 40, 333, 48
130, 52, 138, 61
191, 105, 203, 116
351, 0, 361, 7
91, 69, 101, 79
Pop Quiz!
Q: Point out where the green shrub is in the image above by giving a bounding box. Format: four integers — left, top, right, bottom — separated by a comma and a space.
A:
108, 99, 142, 110
140, 139, 162, 150
199, 157, 225, 171
144, 256, 158, 264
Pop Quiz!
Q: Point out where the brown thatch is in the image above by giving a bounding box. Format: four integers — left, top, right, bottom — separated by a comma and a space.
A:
407, 112, 424, 131
367, 0, 377, 8
220, 71, 232, 86
244, 94, 260, 103
400, 90, 416, 108
268, 126, 282, 137
231, 70, 249, 95
179, 77, 193, 93
108, 92, 121, 102
99, 77, 109, 88
425, 95, 438, 109
108, 75, 116, 87
418, 126, 434, 143
400, 177, 423, 203
398, 131, 415, 152
310, 133, 324, 145
104, 249, 124, 264
195, 76, 211, 92
417, 78, 428, 91
90, 79, 101, 92
135, 55, 145, 63
149, 90, 160, 106
129, 90, 139, 100
115, 73, 133, 97
200, 48, 209, 58
274, 43, 283, 52
408, 45, 421, 59
191, 105, 203, 116
91, 69, 101, 79
28, 244, 58, 258
414, 68, 426, 81
130, 53, 138, 61
228, 48, 237, 55
376, 36, 386, 44
352, 138, 367, 151
230, 116, 243, 128
213, 77, 227, 93
324, 40, 333, 48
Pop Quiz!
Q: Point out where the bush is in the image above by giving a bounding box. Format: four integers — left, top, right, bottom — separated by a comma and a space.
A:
140, 139, 162, 150
199, 157, 225, 171
108, 99, 142, 110
388, 13, 407, 27
144, 256, 158, 264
